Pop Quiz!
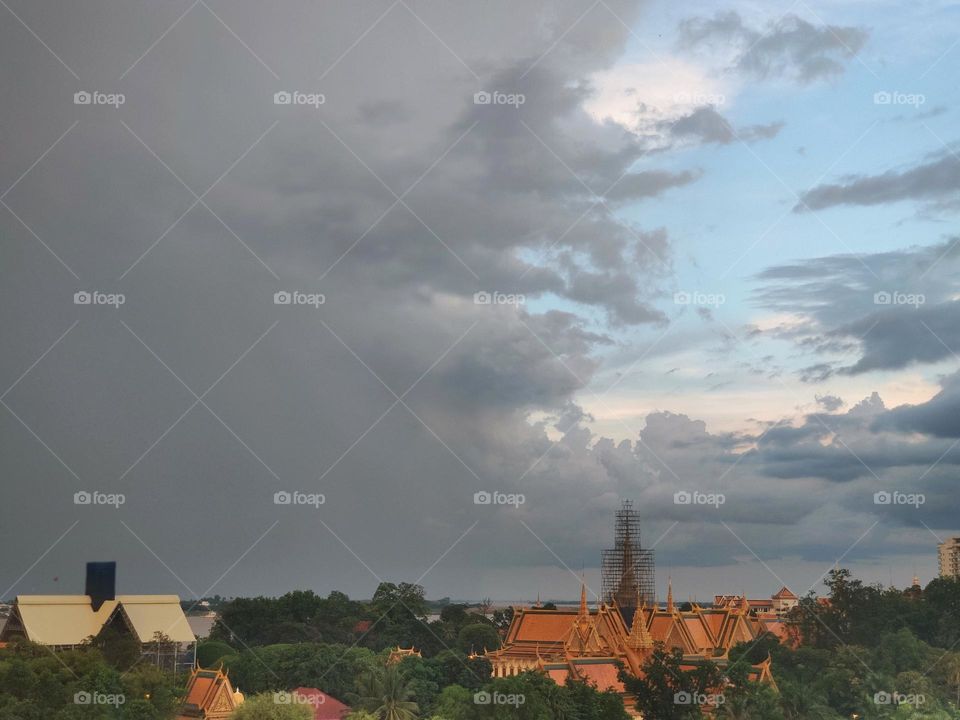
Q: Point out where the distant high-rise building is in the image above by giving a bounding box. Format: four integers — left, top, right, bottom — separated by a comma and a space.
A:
939, 537, 960, 578
601, 500, 655, 623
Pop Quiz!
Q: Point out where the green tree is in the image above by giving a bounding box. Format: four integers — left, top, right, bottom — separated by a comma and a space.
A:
224, 643, 377, 700
352, 664, 420, 720
440, 605, 469, 625
371, 583, 428, 624
197, 640, 236, 669
457, 624, 500, 654
491, 608, 513, 634
430, 685, 473, 720
620, 644, 723, 720
87, 625, 141, 669
717, 662, 784, 720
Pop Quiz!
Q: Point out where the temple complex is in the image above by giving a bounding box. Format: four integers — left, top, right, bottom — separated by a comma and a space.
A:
486, 498, 784, 714
485, 580, 779, 714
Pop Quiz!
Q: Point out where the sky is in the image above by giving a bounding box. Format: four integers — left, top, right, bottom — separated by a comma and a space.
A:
2, 0, 960, 606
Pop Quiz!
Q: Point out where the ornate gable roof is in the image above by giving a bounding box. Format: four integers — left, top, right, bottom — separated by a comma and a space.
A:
176, 668, 242, 720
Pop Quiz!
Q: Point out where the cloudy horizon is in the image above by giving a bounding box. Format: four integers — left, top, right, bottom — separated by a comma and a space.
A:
2, 0, 960, 607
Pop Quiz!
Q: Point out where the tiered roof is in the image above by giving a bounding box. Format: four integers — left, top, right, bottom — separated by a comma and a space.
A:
176, 668, 244, 719
487, 583, 782, 691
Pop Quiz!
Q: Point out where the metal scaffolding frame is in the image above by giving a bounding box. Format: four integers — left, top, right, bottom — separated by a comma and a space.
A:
601, 500, 655, 617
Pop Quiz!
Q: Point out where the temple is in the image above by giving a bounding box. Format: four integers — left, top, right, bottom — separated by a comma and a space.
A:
486, 503, 783, 715
175, 667, 244, 720
485, 581, 779, 714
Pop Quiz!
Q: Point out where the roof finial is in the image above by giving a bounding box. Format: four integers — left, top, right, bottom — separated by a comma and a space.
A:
667, 576, 674, 614
579, 580, 588, 617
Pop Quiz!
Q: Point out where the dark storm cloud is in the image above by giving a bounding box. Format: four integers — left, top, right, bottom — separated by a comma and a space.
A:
834, 301, 960, 374
796, 153, 960, 212
677, 11, 868, 84
4, 0, 725, 599
753, 239, 960, 377
878, 371, 960, 438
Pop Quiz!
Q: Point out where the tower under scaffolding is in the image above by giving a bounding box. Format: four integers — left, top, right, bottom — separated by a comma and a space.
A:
601, 500, 655, 624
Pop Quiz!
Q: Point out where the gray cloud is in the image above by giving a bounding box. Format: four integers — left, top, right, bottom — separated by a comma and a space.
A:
2, 0, 715, 601
815, 393, 844, 411
797, 153, 960, 212
753, 239, 960, 377
677, 11, 868, 84
663, 106, 784, 145
878, 371, 960, 438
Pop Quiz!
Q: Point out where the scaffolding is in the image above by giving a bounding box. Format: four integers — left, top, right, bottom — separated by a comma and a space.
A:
601, 500, 655, 618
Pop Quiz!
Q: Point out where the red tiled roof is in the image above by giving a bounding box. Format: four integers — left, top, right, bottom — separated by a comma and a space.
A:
292, 688, 351, 720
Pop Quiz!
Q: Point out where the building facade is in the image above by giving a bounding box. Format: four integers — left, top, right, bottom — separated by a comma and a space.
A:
939, 538, 960, 578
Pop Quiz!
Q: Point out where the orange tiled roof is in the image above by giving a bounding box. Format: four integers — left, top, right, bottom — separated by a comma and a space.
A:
572, 660, 625, 693
681, 615, 713, 651
772, 587, 797, 599
176, 668, 242, 719
513, 612, 580, 642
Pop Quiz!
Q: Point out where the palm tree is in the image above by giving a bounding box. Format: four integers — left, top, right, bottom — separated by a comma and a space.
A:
352, 664, 419, 720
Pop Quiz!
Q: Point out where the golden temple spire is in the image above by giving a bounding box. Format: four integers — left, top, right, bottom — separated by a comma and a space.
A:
579, 581, 588, 617
667, 576, 674, 614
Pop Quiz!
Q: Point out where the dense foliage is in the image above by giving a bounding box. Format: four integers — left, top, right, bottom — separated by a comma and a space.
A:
209, 583, 500, 656
0, 640, 182, 720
